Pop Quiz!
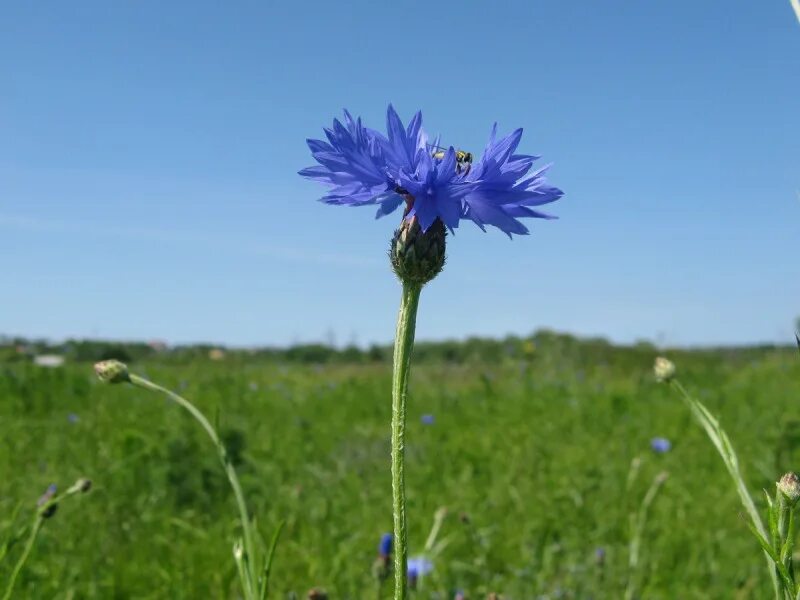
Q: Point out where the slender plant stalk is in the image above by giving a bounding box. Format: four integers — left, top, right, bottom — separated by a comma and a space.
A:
423, 507, 448, 554
390, 281, 422, 600
624, 472, 668, 600
2, 484, 88, 600
2, 518, 42, 600
668, 378, 781, 599
128, 374, 262, 600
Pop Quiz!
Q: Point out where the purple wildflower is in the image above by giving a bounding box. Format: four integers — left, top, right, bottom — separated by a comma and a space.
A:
650, 437, 672, 453
407, 556, 433, 579
379, 532, 393, 556
37, 483, 57, 506
301, 105, 563, 237
37, 483, 58, 518
594, 547, 606, 566
421, 414, 435, 425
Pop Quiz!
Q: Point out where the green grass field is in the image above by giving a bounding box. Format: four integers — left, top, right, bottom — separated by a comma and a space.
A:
2, 339, 799, 598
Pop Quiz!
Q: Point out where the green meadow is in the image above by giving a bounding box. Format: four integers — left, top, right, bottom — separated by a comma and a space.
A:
2, 335, 799, 598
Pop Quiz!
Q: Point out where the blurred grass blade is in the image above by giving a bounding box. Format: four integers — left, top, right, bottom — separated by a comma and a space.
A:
259, 520, 285, 600
669, 379, 781, 598
0, 502, 24, 565
624, 471, 668, 600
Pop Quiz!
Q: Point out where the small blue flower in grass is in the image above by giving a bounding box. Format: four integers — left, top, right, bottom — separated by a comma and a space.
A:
300, 105, 563, 237
594, 546, 606, 566
37, 484, 57, 506
37, 483, 58, 518
407, 555, 434, 579
650, 437, 671, 453
67, 413, 79, 424
421, 414, 435, 425
379, 532, 393, 556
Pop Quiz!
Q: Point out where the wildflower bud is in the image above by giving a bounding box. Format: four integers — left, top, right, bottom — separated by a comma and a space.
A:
594, 547, 606, 567
778, 472, 800, 504
390, 214, 446, 286
94, 360, 130, 384
37, 483, 58, 518
68, 478, 92, 494
233, 540, 244, 561
653, 357, 675, 382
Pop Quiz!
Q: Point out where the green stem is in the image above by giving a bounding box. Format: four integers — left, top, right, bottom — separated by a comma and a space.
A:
129, 374, 259, 600
669, 379, 782, 599
2, 518, 42, 600
391, 282, 422, 600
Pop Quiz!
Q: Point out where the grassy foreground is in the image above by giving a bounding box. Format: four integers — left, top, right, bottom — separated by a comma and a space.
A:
2, 339, 799, 598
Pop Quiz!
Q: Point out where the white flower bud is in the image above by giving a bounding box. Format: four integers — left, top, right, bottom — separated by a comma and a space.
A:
654, 357, 676, 382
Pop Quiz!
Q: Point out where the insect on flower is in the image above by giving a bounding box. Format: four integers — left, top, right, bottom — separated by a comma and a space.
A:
429, 144, 473, 174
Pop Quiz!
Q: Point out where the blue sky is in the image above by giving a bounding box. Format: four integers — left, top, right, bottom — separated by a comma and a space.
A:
2, 1, 799, 348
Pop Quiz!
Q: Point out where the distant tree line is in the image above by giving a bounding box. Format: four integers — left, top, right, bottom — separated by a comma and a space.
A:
0, 330, 792, 368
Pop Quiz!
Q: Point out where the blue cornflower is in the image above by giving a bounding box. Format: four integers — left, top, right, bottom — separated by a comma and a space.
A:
37, 483, 58, 518
37, 483, 57, 506
650, 437, 672, 453
379, 532, 393, 556
421, 414, 435, 425
299, 108, 405, 210
407, 556, 434, 578
594, 546, 606, 565
301, 105, 563, 237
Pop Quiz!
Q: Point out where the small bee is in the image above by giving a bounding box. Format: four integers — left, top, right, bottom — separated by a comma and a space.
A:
429, 145, 473, 174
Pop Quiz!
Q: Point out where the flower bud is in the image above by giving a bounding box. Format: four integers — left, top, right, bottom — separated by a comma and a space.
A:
94, 360, 130, 384
778, 472, 800, 504
653, 357, 675, 382
390, 214, 446, 286
37, 484, 58, 519
68, 478, 92, 494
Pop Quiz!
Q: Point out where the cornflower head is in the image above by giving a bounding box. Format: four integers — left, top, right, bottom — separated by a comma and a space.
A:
301, 105, 563, 284
407, 556, 433, 588
379, 532, 393, 557
373, 532, 393, 582
37, 484, 58, 518
650, 437, 671, 454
